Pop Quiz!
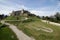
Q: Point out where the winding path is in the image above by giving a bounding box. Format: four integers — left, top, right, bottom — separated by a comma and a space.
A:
1, 21, 35, 40
41, 20, 60, 26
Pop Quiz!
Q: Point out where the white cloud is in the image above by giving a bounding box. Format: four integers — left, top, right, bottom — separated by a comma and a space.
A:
0, 4, 58, 16
0, 3, 58, 16
0, 1, 28, 15
29, 6, 59, 16
30, 10, 56, 16
0, 6, 27, 15
0, 0, 59, 16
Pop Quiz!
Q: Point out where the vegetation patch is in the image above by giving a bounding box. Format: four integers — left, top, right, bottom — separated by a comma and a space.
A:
0, 23, 18, 40
5, 10, 60, 40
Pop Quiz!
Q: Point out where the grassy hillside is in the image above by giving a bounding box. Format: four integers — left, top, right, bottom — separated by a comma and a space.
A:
0, 23, 18, 40
5, 16, 60, 40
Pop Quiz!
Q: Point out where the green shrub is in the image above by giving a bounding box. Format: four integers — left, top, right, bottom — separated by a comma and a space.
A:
22, 19, 33, 23
0, 24, 8, 29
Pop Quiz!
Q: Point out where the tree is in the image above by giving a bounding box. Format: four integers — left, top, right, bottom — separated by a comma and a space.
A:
0, 14, 8, 21
36, 16, 41, 19
45, 16, 50, 20
42, 16, 45, 20
54, 12, 60, 20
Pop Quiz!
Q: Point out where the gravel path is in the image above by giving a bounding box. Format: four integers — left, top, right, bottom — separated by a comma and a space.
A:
41, 20, 60, 26
1, 21, 35, 40
33, 26, 53, 33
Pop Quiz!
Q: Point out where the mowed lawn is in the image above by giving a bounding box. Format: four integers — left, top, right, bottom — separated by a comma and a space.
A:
0, 23, 18, 40
5, 16, 60, 40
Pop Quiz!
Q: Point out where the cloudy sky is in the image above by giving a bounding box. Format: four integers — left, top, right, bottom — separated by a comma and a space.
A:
0, 0, 60, 16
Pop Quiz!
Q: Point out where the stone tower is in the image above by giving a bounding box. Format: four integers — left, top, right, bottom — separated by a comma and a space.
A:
21, 9, 24, 14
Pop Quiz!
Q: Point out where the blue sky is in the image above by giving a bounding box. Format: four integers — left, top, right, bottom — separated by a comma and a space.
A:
0, 0, 60, 16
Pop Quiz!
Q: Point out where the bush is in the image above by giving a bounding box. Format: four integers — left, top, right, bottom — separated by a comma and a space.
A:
0, 24, 8, 29
22, 18, 33, 23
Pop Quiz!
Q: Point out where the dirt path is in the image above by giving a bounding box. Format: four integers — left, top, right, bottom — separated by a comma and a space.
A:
1, 21, 35, 40
41, 20, 60, 26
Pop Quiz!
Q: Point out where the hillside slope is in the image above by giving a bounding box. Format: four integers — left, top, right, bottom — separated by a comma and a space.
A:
4, 10, 60, 40
0, 23, 18, 40
5, 16, 60, 40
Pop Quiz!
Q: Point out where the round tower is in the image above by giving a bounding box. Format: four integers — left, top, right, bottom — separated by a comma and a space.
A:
21, 9, 24, 14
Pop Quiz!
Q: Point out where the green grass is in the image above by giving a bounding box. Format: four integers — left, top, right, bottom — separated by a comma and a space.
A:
5, 16, 60, 40
5, 16, 17, 20
0, 23, 18, 40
